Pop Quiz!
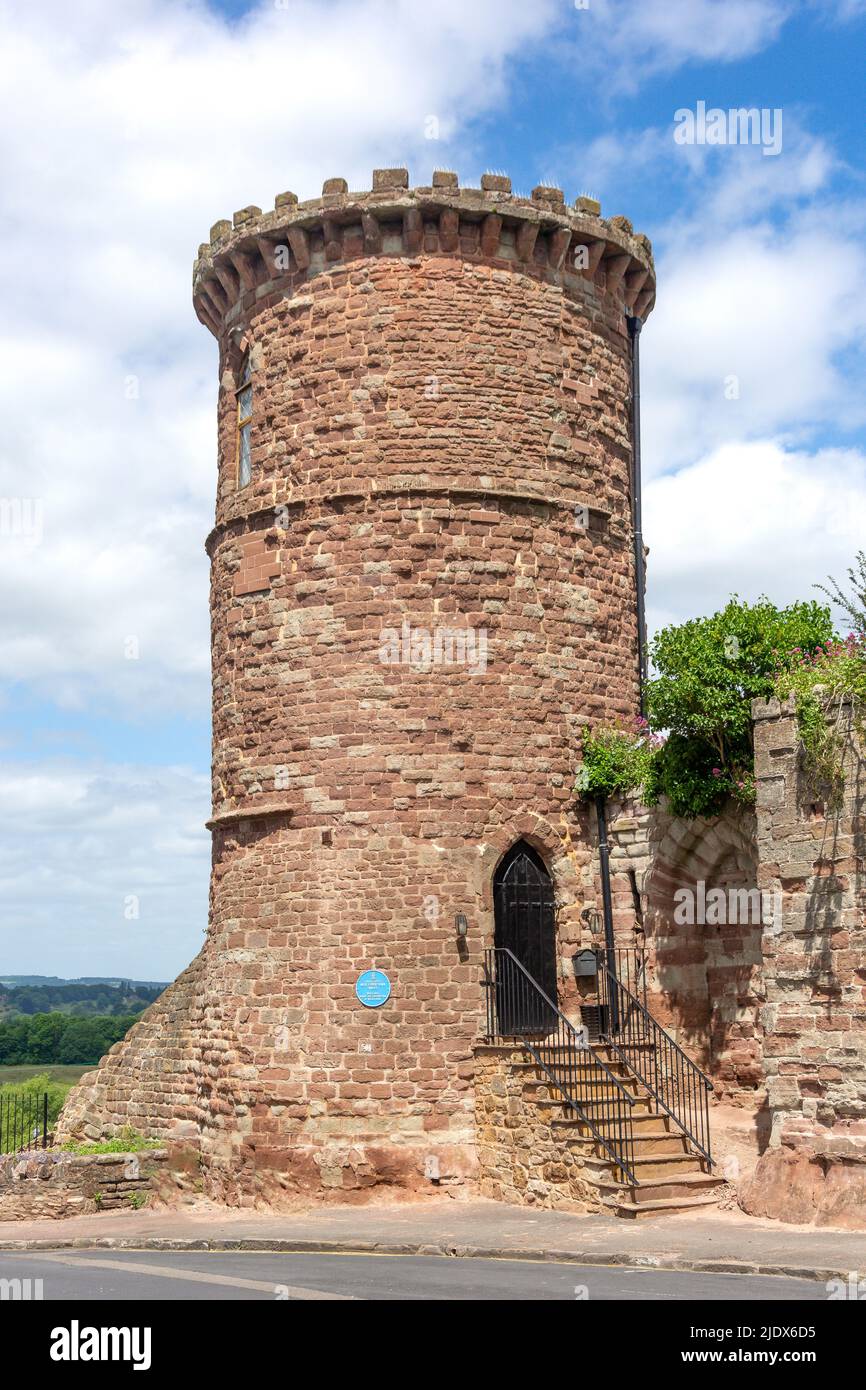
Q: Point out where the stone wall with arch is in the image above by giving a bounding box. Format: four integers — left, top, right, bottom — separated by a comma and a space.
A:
605, 799, 765, 1104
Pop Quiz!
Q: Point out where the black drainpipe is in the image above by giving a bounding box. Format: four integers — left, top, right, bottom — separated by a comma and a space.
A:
627, 314, 647, 716
595, 793, 619, 1033
592, 313, 646, 1028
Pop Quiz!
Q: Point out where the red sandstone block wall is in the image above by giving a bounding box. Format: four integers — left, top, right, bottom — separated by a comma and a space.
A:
58, 177, 652, 1204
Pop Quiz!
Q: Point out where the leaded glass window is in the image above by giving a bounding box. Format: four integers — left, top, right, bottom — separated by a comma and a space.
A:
236, 352, 253, 487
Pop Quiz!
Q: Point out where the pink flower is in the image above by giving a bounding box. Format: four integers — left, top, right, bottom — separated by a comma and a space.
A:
712, 768, 722, 777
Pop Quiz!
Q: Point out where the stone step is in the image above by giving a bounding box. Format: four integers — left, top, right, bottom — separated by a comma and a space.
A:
605, 1193, 723, 1220
522, 1070, 645, 1092
624, 1154, 706, 1181
529, 1095, 655, 1121
561, 1089, 652, 1110
523, 1083, 644, 1107
602, 1169, 723, 1205
502, 1044, 719, 1223
584, 1108, 675, 1131
554, 1126, 689, 1157
515, 1059, 634, 1083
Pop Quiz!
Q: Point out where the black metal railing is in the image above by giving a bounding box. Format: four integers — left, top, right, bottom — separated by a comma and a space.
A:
483, 947, 638, 1185
598, 947, 647, 1011
597, 959, 713, 1166
0, 1091, 50, 1155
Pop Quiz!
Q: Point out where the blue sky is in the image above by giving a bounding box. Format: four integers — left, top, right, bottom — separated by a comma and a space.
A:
1, 0, 864, 978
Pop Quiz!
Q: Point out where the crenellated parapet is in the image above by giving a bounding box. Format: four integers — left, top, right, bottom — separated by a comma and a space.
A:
192, 168, 656, 338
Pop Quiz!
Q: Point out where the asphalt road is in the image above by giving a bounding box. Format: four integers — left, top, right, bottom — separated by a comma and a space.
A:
0, 1250, 828, 1301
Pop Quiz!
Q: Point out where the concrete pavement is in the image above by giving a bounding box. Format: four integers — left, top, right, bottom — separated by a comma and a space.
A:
0, 1198, 863, 1283
0, 1249, 829, 1301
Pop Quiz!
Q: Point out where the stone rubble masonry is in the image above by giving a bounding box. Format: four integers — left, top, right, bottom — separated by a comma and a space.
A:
739, 697, 866, 1228
0, 1150, 172, 1221
474, 1044, 605, 1212
56, 170, 653, 1206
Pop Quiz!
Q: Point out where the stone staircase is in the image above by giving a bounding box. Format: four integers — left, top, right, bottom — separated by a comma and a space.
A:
517, 1046, 726, 1218
478, 948, 725, 1218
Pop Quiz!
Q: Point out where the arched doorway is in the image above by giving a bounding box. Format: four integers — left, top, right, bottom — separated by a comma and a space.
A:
493, 841, 557, 1031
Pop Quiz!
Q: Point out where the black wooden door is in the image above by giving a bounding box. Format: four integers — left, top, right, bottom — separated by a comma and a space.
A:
493, 841, 557, 1032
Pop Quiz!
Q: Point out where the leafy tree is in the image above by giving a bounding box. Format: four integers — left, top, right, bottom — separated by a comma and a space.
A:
817, 550, 866, 642
644, 596, 834, 818
0, 1013, 139, 1065
26, 1012, 65, 1064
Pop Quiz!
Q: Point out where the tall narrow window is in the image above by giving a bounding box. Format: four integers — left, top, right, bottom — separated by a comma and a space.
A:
236, 352, 252, 487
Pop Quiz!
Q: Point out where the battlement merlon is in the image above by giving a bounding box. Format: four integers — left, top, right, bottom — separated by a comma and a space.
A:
192, 169, 656, 339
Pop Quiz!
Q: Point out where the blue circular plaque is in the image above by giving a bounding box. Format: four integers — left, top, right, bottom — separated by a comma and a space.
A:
355, 969, 391, 1008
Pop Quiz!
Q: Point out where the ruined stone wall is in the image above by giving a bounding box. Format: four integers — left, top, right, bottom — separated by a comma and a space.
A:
740, 697, 866, 1228
57, 170, 654, 1204
598, 799, 764, 1103
0, 1150, 171, 1221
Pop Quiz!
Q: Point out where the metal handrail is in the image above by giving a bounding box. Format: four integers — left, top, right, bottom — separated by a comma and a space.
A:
483, 947, 639, 1185
0, 1090, 49, 1155
598, 947, 647, 1011
597, 959, 714, 1166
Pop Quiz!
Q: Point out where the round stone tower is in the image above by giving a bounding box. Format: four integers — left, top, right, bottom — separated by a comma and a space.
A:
58, 168, 655, 1203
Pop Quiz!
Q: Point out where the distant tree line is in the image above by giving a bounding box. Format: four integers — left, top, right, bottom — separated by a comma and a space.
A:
0, 1013, 141, 1065
0, 982, 162, 1019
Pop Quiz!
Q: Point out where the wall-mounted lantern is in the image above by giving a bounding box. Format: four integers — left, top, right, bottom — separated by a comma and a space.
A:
455, 913, 468, 939
581, 905, 601, 937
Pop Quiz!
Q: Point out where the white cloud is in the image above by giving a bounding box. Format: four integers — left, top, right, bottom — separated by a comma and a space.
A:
645, 439, 866, 632
621, 0, 790, 63
576, 118, 866, 478
0, 760, 210, 978
642, 214, 866, 475
824, 0, 866, 19
614, 113, 866, 634
562, 0, 791, 90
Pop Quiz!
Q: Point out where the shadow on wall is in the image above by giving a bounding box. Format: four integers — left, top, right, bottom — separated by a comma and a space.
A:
642, 809, 765, 1105
799, 725, 866, 1005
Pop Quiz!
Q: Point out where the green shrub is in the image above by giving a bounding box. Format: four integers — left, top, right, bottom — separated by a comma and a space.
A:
773, 635, 866, 806
59, 1123, 162, 1155
644, 596, 833, 818
576, 721, 659, 799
